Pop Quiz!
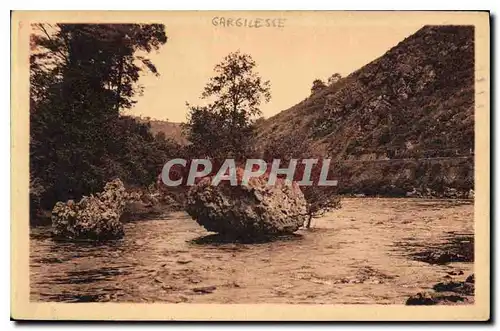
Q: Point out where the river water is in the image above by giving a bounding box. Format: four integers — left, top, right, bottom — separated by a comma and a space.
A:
30, 198, 474, 304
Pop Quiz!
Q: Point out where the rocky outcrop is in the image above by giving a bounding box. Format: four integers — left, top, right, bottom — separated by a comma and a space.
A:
52, 179, 138, 241
406, 274, 475, 305
185, 170, 308, 237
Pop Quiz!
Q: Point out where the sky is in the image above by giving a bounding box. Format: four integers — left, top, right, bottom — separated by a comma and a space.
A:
124, 12, 423, 123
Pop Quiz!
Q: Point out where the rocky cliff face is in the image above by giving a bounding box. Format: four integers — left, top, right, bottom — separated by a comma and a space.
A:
257, 26, 474, 195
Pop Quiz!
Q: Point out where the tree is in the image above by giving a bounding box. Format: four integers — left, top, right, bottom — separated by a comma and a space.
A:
29, 24, 171, 212
302, 186, 341, 228
182, 106, 227, 159
327, 73, 342, 86
185, 51, 271, 160
311, 79, 327, 94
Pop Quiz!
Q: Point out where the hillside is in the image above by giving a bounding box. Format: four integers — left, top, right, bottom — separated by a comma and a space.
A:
140, 119, 188, 145
257, 25, 474, 196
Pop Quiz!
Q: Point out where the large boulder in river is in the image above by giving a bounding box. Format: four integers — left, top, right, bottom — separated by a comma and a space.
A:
185, 170, 308, 237
52, 179, 137, 241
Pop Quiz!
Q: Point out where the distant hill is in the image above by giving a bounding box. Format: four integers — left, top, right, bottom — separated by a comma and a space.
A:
256, 26, 474, 196
138, 119, 188, 145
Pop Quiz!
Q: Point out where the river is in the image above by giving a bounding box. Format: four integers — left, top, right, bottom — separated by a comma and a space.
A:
30, 198, 474, 304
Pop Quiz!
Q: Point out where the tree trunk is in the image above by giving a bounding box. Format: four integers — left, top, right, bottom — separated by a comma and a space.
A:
306, 214, 313, 228
115, 56, 124, 112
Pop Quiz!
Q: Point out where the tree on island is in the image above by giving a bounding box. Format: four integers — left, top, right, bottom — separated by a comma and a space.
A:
184, 51, 271, 160
263, 134, 341, 229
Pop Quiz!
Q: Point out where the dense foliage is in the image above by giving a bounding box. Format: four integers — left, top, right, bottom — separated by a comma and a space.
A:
310, 79, 327, 94
184, 51, 271, 160
30, 24, 179, 218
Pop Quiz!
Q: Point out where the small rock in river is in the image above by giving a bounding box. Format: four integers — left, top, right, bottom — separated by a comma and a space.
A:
177, 259, 192, 264
193, 285, 216, 294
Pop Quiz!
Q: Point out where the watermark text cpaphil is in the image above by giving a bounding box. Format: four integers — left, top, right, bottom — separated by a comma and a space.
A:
160, 158, 338, 187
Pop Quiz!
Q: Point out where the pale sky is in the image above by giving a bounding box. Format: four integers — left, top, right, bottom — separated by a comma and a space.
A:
124, 13, 423, 122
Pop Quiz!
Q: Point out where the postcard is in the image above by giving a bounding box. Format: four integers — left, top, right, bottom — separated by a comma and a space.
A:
11, 10, 490, 321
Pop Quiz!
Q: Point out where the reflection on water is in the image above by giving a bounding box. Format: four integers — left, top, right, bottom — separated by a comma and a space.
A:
30, 226, 138, 302
30, 213, 310, 303
30, 201, 474, 304
190, 233, 303, 245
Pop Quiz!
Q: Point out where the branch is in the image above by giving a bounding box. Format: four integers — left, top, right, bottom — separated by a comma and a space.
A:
37, 24, 67, 62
